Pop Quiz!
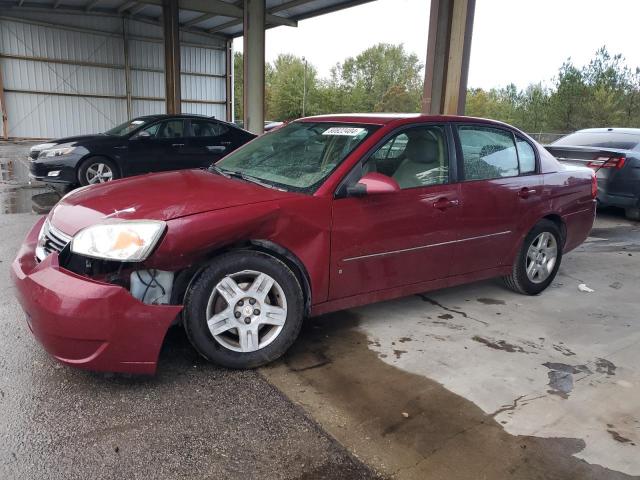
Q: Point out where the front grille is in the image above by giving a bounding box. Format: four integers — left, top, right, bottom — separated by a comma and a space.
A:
36, 221, 72, 261
29, 150, 39, 160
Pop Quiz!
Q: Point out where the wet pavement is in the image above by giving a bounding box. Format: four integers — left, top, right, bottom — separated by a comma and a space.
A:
264, 209, 640, 479
0, 214, 380, 480
0, 140, 52, 215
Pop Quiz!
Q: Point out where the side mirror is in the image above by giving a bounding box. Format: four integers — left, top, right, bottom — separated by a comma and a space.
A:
346, 172, 400, 197
134, 130, 151, 140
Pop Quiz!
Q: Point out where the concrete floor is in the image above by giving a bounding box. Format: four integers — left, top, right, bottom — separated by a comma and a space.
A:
265, 209, 640, 479
0, 191, 378, 476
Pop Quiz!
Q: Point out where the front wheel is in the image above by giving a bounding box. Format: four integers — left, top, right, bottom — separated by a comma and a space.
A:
503, 220, 563, 295
183, 251, 304, 368
78, 157, 119, 186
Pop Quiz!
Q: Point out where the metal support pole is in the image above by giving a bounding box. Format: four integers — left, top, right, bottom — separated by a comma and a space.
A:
243, 0, 265, 134
0, 59, 7, 139
122, 17, 133, 119
162, 0, 181, 114
422, 0, 475, 115
225, 39, 233, 122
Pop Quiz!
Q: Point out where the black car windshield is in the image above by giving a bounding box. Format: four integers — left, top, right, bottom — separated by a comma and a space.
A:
216, 122, 377, 192
553, 131, 640, 150
104, 118, 152, 136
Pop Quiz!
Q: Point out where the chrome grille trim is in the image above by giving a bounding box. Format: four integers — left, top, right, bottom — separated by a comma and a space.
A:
36, 221, 72, 261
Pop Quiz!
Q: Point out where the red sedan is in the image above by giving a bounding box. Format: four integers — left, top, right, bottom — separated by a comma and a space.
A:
12, 114, 596, 374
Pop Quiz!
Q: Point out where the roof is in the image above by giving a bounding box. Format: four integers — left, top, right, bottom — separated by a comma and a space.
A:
301, 113, 513, 127
576, 128, 640, 134
0, 0, 377, 39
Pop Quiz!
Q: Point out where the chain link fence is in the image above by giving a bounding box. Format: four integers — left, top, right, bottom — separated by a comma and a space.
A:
526, 132, 569, 145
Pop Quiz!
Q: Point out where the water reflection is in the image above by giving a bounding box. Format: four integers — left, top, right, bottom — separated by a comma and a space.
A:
1, 151, 60, 215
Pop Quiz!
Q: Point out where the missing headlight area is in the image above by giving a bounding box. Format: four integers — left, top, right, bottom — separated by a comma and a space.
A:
130, 270, 174, 305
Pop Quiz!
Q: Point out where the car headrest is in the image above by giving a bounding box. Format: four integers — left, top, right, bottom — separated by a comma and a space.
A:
404, 133, 439, 164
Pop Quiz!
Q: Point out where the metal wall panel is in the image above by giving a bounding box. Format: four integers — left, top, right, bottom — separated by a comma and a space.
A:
131, 99, 166, 117
129, 39, 163, 70
2, 58, 126, 96
181, 75, 226, 102
5, 92, 126, 138
182, 45, 225, 75
182, 102, 225, 119
0, 16, 228, 138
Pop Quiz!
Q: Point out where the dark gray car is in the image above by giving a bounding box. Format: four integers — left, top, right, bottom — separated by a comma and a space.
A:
545, 128, 640, 220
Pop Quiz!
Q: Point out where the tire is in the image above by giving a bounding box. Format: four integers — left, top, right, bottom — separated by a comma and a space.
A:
503, 220, 563, 295
183, 250, 304, 368
77, 157, 119, 186
625, 207, 640, 221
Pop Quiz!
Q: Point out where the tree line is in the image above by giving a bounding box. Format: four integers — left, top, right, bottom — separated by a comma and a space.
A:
234, 44, 640, 134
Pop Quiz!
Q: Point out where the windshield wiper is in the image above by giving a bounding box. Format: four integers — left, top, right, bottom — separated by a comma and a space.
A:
208, 165, 285, 191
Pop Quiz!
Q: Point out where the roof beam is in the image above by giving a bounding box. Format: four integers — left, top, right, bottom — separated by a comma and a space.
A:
138, 0, 297, 27
85, 0, 102, 11
182, 12, 215, 27
117, 0, 137, 13
209, 0, 313, 34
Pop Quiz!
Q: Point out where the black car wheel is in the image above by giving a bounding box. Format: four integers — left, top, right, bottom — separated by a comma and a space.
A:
183, 251, 305, 369
503, 220, 563, 295
78, 157, 119, 186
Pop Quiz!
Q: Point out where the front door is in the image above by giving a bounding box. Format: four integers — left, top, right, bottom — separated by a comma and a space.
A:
329, 125, 460, 299
126, 118, 190, 174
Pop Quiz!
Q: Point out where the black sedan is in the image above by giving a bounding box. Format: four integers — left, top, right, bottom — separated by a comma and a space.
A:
29, 114, 256, 188
546, 128, 640, 220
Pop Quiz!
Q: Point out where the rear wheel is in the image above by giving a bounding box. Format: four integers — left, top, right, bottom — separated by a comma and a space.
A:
183, 251, 304, 368
503, 220, 562, 295
78, 157, 119, 186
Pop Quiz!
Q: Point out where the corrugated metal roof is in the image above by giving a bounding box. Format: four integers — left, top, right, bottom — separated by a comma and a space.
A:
0, 0, 377, 39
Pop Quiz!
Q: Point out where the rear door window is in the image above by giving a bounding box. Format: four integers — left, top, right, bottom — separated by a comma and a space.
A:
458, 126, 519, 180
516, 137, 536, 174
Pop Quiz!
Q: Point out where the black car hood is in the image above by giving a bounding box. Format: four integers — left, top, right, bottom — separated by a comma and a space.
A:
48, 134, 112, 146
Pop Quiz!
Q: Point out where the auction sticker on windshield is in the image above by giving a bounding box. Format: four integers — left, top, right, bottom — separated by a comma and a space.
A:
322, 127, 366, 136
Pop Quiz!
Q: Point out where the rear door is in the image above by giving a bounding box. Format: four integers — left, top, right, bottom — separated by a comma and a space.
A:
185, 119, 253, 168
329, 124, 460, 299
450, 124, 542, 276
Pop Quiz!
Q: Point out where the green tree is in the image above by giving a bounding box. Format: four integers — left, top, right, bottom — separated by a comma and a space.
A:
547, 60, 588, 131
265, 54, 318, 120
331, 43, 423, 112
233, 52, 243, 122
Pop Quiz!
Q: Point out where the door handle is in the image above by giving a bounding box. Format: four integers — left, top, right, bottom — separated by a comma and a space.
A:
114, 145, 128, 150
433, 198, 460, 210
518, 187, 537, 199
220, 141, 232, 145
172, 143, 185, 148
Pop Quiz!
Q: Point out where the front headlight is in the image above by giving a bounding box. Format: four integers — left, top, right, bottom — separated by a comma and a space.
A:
30, 143, 56, 153
70, 220, 166, 262
40, 146, 76, 158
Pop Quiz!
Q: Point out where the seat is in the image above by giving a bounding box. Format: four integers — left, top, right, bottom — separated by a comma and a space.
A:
392, 133, 442, 188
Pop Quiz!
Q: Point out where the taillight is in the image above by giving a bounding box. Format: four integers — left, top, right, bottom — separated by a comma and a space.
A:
591, 172, 598, 199
587, 156, 626, 169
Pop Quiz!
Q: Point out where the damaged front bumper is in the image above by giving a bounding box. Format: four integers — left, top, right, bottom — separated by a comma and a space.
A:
11, 217, 182, 375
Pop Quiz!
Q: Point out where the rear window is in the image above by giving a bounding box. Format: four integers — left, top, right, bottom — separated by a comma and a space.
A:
553, 131, 640, 150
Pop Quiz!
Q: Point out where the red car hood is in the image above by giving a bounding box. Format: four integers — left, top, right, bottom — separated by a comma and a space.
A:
50, 169, 294, 236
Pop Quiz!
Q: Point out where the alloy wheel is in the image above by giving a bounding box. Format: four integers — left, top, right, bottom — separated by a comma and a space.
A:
206, 270, 287, 352
85, 162, 114, 184
525, 232, 558, 284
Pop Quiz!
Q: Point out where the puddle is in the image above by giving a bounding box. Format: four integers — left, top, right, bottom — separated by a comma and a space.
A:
0, 187, 56, 214
263, 313, 634, 479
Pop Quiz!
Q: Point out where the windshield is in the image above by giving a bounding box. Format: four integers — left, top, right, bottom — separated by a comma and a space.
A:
216, 122, 378, 192
104, 118, 152, 136
553, 131, 640, 150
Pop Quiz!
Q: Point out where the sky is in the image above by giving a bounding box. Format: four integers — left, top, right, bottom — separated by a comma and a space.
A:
233, 0, 640, 90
